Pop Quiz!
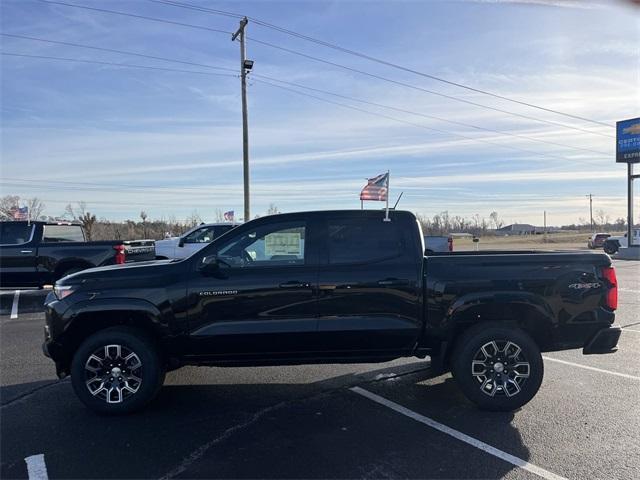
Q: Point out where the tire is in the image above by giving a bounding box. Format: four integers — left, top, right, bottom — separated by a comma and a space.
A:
451, 323, 543, 411
70, 326, 165, 415
603, 243, 618, 255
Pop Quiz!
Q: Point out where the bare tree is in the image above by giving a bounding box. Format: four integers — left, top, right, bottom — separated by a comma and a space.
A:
79, 212, 97, 240
24, 197, 46, 220
595, 209, 610, 227
140, 210, 148, 238
213, 209, 225, 222
64, 201, 87, 221
0, 195, 20, 219
267, 203, 280, 215
489, 211, 504, 230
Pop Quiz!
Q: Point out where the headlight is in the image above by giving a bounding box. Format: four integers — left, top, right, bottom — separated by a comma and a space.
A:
54, 285, 76, 300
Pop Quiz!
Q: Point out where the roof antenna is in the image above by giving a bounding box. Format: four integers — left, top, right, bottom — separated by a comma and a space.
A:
393, 192, 404, 210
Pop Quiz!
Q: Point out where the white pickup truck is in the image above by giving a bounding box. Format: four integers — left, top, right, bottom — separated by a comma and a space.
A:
603, 229, 640, 254
155, 223, 237, 260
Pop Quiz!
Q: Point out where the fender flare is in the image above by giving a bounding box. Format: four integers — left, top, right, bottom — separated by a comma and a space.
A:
445, 290, 555, 343
60, 297, 168, 337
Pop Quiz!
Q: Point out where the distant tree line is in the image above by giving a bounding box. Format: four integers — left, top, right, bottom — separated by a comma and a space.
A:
0, 195, 633, 240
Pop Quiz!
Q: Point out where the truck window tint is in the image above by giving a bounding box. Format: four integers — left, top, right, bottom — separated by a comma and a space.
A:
328, 218, 403, 264
217, 222, 306, 267
184, 226, 216, 244
43, 225, 85, 242
0, 223, 34, 245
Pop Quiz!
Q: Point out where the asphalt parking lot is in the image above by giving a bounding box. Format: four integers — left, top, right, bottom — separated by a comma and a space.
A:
1, 259, 638, 480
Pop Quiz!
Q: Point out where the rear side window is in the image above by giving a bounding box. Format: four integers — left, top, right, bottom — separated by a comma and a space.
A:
184, 226, 217, 244
0, 223, 34, 245
43, 225, 85, 242
328, 218, 404, 264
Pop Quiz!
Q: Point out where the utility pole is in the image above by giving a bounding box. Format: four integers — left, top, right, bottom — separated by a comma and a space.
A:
232, 17, 252, 222
586, 194, 594, 231
543, 210, 547, 242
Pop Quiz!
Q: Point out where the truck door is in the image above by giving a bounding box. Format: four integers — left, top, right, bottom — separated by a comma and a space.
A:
315, 214, 422, 354
0, 223, 38, 287
186, 217, 320, 356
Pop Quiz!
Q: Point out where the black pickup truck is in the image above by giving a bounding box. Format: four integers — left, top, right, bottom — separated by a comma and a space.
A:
0, 221, 155, 287
42, 210, 620, 414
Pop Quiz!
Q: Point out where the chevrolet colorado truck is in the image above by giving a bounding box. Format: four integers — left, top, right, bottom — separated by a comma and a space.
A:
0, 221, 155, 287
43, 210, 620, 414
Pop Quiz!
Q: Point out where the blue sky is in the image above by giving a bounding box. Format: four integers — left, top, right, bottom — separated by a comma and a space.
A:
1, 0, 639, 225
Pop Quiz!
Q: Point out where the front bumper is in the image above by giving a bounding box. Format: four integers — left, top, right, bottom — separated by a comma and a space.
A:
583, 325, 621, 354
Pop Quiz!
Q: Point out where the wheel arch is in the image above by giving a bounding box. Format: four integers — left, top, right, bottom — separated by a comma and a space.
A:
56, 300, 169, 375
54, 259, 94, 280
443, 294, 555, 365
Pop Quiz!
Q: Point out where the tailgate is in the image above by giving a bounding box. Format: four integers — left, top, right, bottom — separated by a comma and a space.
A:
123, 240, 156, 262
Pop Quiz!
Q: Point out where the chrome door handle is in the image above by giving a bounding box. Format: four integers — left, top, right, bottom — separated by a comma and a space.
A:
20, 250, 33, 254
279, 281, 311, 289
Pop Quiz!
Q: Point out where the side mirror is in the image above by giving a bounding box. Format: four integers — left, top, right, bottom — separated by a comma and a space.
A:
178, 237, 185, 247
197, 255, 218, 273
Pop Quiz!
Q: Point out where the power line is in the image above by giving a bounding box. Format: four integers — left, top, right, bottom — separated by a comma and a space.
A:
246, 38, 614, 139
1, 33, 236, 72
37, 0, 232, 36
1, 52, 237, 78
4, 39, 609, 158
4, 50, 607, 167
251, 78, 606, 168
38, 0, 614, 139
150, 0, 614, 129
252, 73, 610, 157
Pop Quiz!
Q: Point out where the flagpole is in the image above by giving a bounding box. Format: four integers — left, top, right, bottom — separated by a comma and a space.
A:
384, 170, 390, 222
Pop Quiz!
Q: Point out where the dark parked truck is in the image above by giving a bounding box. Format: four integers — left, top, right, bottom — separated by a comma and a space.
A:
42, 210, 620, 414
0, 221, 155, 287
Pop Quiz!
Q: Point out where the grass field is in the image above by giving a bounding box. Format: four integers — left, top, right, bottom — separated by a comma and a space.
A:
453, 231, 625, 252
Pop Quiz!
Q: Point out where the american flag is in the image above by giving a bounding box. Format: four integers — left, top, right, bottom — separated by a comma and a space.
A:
360, 172, 389, 201
11, 206, 29, 220
223, 210, 234, 222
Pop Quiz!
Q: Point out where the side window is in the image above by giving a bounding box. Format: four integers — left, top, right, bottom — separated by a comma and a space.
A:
217, 221, 306, 268
328, 218, 403, 264
43, 225, 84, 242
184, 226, 216, 244
0, 223, 34, 245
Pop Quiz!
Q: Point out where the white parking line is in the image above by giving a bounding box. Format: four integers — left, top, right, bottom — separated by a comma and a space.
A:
619, 288, 640, 294
622, 328, 640, 335
10, 290, 20, 319
350, 387, 567, 480
25, 454, 49, 480
543, 357, 640, 380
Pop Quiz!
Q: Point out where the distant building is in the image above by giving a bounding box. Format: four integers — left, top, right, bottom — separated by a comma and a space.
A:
495, 224, 558, 235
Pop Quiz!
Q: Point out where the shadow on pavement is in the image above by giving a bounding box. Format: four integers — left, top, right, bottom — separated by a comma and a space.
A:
1, 364, 530, 479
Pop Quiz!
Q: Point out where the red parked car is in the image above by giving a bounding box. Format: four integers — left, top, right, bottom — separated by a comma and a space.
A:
587, 233, 611, 249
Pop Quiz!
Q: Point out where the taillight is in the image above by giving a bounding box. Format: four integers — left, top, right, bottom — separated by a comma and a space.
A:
601, 266, 617, 310
113, 244, 126, 264
448, 237, 453, 252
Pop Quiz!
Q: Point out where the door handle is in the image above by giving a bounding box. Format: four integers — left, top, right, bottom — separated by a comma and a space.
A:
279, 281, 311, 289
20, 250, 33, 254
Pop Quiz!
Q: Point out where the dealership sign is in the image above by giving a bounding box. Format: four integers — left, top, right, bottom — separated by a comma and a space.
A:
616, 117, 640, 163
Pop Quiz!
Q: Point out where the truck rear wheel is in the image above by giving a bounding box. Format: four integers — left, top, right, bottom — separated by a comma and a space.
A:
70, 326, 165, 415
451, 324, 543, 411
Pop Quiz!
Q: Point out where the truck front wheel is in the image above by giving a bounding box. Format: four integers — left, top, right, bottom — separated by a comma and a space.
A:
451, 324, 543, 411
70, 326, 165, 415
